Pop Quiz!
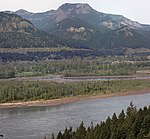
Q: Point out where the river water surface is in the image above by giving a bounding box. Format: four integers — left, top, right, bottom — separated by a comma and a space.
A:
31, 75, 150, 82
0, 92, 150, 139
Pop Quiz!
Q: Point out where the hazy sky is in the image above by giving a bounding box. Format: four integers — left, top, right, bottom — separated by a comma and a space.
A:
1, 0, 150, 24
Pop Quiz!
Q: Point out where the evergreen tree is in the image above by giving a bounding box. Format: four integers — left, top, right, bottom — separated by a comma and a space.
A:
57, 131, 63, 139
52, 105, 150, 139
116, 125, 126, 139
51, 133, 55, 139
111, 113, 118, 139
118, 110, 125, 122
75, 122, 86, 139
63, 128, 70, 139
140, 113, 150, 136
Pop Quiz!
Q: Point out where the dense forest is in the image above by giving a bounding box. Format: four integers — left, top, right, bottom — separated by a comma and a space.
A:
0, 79, 150, 103
0, 49, 126, 62
0, 49, 103, 62
0, 48, 150, 63
48, 103, 150, 139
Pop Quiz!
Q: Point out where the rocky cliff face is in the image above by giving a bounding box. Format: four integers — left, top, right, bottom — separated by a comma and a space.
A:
53, 3, 94, 22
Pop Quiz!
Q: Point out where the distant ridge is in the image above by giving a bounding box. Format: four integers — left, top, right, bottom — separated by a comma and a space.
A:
12, 3, 150, 32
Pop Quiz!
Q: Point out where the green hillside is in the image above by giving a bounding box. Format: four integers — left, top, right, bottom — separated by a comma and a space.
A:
0, 12, 61, 48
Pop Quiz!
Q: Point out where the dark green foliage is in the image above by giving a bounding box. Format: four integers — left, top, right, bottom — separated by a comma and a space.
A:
140, 113, 150, 136
0, 79, 150, 103
51, 133, 55, 139
75, 122, 86, 139
50, 105, 150, 139
56, 132, 63, 139
0, 32, 61, 48
0, 70, 15, 79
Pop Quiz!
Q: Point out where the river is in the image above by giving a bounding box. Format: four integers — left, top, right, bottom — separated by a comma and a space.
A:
0, 92, 150, 139
30, 75, 150, 82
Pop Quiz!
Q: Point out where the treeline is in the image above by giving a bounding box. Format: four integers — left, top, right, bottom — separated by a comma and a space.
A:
0, 50, 102, 62
0, 71, 15, 79
1, 50, 150, 62
32, 60, 138, 77
49, 103, 150, 139
0, 49, 125, 62
0, 79, 150, 103
1, 58, 150, 79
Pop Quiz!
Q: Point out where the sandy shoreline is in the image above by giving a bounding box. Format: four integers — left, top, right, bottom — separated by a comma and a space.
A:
0, 89, 150, 109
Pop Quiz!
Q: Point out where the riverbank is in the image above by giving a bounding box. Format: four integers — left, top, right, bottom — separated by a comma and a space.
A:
0, 89, 149, 109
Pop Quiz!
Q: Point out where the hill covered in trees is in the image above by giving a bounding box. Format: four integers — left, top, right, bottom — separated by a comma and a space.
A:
0, 12, 62, 48
49, 103, 150, 139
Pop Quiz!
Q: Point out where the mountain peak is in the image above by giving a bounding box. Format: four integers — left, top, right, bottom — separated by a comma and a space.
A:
58, 3, 94, 14
15, 9, 29, 14
15, 9, 33, 17
54, 3, 94, 22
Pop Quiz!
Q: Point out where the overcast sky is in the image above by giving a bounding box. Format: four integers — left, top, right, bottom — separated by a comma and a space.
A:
1, 0, 150, 24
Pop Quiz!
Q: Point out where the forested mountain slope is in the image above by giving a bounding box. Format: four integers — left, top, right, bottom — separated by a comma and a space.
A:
0, 12, 61, 48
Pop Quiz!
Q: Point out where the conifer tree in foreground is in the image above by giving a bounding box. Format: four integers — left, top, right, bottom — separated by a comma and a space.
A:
49, 103, 150, 139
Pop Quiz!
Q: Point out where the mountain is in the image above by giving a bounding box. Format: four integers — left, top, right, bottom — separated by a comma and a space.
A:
14, 9, 56, 32
50, 17, 105, 40
13, 3, 150, 33
0, 12, 37, 33
105, 26, 150, 49
0, 12, 61, 48
50, 17, 150, 49
13, 3, 95, 32
2, 3, 150, 50
49, 17, 104, 48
